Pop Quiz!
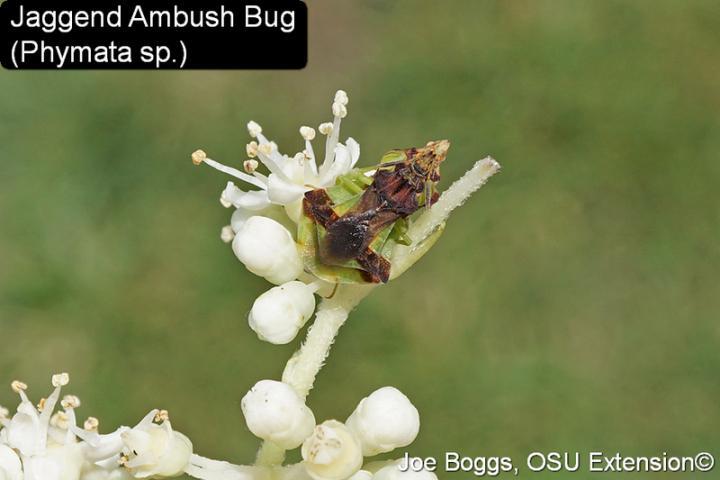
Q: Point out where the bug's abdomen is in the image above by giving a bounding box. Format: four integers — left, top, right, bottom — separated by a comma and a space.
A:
320, 215, 372, 262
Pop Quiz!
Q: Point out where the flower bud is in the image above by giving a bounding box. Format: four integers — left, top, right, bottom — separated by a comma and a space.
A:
249, 281, 316, 344
372, 460, 438, 480
346, 387, 420, 456
241, 380, 315, 450
120, 412, 192, 478
302, 420, 362, 480
0, 445, 22, 480
232, 216, 303, 284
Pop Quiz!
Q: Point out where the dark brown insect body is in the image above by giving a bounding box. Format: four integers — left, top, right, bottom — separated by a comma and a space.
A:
303, 140, 450, 283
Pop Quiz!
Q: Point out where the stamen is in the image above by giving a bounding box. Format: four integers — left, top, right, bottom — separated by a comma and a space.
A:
244, 159, 259, 173
192, 150, 268, 190
258, 143, 273, 156
191, 149, 207, 166
247, 121, 263, 138
37, 397, 47, 412
318, 123, 333, 135
154, 409, 170, 423
0, 405, 9, 420
332, 102, 347, 119
11, 380, 27, 393
84, 416, 99, 431
220, 225, 235, 243
61, 395, 81, 409
300, 126, 316, 141
52, 372, 70, 387
246, 141, 259, 158
321, 115, 343, 176
334, 90, 349, 106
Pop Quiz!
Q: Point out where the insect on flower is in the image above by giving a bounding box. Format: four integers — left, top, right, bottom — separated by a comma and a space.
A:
299, 140, 450, 284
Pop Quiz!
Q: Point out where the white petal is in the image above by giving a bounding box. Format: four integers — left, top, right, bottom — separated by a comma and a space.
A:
6, 405, 42, 456
234, 190, 272, 211
0, 445, 22, 480
221, 183, 271, 211
318, 143, 352, 186
346, 138, 360, 168
267, 174, 309, 205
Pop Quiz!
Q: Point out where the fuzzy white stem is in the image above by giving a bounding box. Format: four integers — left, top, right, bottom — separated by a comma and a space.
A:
254, 284, 375, 467
281, 284, 376, 397
391, 157, 500, 278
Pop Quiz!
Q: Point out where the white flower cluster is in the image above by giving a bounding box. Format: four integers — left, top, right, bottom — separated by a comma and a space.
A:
193, 90, 357, 345
0, 374, 192, 480
2, 89, 500, 480
241, 382, 434, 480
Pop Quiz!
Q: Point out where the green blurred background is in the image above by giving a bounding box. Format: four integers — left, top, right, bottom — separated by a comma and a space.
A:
1, 1, 719, 478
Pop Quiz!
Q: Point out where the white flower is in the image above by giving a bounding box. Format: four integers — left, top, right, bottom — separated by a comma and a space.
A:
193, 89, 360, 217
301, 420, 362, 480
0, 444, 22, 480
232, 216, 303, 285
1, 377, 64, 456
346, 387, 419, 456
249, 281, 317, 344
0, 374, 116, 480
120, 410, 192, 479
372, 460, 438, 480
241, 380, 315, 450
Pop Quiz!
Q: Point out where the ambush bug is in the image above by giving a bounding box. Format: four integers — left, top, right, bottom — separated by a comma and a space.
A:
299, 140, 450, 284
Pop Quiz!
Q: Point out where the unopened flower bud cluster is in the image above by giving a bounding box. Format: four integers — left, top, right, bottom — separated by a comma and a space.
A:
241, 381, 428, 480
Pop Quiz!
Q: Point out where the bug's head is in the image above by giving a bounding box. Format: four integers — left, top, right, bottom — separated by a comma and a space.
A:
412, 139, 450, 182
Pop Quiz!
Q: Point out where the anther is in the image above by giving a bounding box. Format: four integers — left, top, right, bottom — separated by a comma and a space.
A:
247, 121, 263, 138
61, 395, 81, 409
11, 380, 27, 393
84, 417, 99, 431
300, 126, 316, 141
52, 372, 70, 387
244, 159, 259, 173
319, 123, 334, 135
191, 149, 207, 165
332, 102, 347, 118
154, 409, 169, 422
246, 141, 259, 158
220, 225, 235, 244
